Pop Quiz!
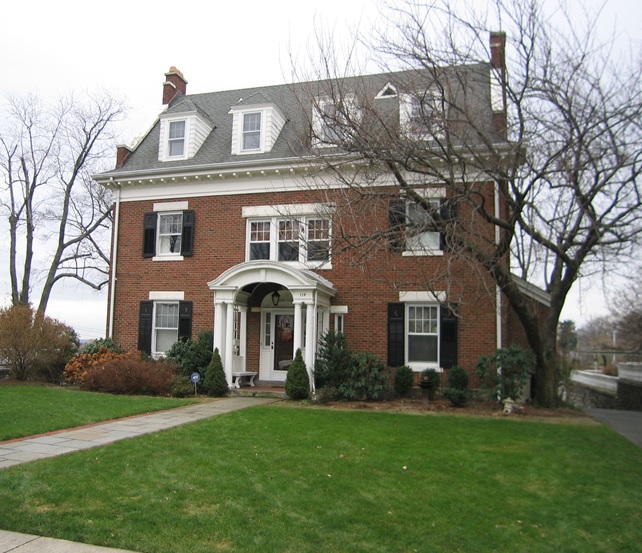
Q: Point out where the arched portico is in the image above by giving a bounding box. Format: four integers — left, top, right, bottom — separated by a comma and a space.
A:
207, 261, 337, 389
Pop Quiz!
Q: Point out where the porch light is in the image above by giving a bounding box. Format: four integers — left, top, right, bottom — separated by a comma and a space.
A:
271, 290, 280, 306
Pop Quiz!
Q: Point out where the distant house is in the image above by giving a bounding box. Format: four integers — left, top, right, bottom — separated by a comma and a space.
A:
94, 32, 549, 390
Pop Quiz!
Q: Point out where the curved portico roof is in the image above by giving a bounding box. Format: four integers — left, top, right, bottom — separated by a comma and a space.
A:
207, 260, 337, 298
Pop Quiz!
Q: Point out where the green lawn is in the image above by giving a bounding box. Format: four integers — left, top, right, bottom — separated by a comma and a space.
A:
0, 405, 640, 552
0, 385, 194, 441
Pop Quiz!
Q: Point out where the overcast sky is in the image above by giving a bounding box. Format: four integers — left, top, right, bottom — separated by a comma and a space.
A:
0, 0, 639, 339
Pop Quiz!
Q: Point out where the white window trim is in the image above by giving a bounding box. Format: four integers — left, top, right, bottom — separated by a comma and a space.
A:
312, 94, 359, 147
399, 90, 445, 140
405, 302, 441, 371
151, 300, 180, 357
241, 111, 263, 153
159, 116, 191, 161
153, 211, 184, 261
402, 190, 445, 257
245, 216, 332, 269
151, 202, 189, 262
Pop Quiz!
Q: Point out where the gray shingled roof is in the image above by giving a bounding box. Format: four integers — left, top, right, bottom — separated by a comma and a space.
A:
99, 63, 497, 178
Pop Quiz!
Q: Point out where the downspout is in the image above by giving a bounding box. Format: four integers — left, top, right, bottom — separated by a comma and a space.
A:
495, 181, 502, 351
108, 180, 121, 338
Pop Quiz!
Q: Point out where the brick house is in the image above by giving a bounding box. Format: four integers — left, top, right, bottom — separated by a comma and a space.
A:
94, 32, 549, 390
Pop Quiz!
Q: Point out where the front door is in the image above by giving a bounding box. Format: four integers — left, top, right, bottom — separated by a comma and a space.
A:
259, 311, 294, 382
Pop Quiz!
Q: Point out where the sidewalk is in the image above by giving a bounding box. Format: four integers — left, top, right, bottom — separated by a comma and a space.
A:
0, 396, 277, 552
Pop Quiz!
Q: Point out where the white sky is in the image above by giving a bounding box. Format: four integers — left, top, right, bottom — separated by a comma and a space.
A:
0, 0, 639, 339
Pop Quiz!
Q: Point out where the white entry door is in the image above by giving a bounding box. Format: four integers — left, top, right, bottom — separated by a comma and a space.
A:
259, 310, 294, 382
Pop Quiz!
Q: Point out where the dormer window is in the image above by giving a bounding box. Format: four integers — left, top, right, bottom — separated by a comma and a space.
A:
158, 110, 213, 162
168, 121, 186, 157
242, 112, 262, 151
313, 95, 359, 147
229, 100, 285, 156
400, 88, 445, 139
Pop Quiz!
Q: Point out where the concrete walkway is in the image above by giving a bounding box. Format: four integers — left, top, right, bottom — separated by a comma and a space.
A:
0, 396, 277, 552
586, 408, 642, 449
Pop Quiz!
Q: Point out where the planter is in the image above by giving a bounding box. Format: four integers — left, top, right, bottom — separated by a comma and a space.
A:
617, 362, 642, 384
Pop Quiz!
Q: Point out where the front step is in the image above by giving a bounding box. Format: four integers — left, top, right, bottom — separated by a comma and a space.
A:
230, 387, 286, 399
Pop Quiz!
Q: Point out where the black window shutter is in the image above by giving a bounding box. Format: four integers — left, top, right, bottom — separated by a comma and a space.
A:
440, 305, 458, 369
387, 302, 405, 367
178, 301, 193, 341
388, 200, 406, 254
181, 210, 195, 257
138, 301, 153, 355
143, 213, 157, 258
439, 199, 457, 252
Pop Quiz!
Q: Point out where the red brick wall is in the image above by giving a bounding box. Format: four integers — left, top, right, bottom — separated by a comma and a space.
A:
110, 184, 508, 380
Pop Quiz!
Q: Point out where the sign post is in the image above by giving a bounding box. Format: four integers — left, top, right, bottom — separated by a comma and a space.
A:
190, 372, 201, 397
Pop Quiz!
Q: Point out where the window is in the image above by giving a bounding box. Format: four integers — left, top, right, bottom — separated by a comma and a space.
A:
246, 217, 331, 266
278, 220, 300, 261
407, 304, 439, 364
387, 302, 458, 370
138, 300, 192, 356
168, 121, 186, 157
406, 199, 441, 252
249, 221, 271, 260
314, 95, 358, 146
400, 89, 444, 137
242, 112, 261, 151
158, 213, 183, 255
307, 219, 330, 262
143, 209, 194, 259
154, 302, 179, 353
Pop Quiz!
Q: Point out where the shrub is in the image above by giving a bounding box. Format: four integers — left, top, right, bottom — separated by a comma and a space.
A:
82, 338, 122, 355
394, 365, 414, 397
203, 348, 229, 397
421, 368, 441, 400
0, 305, 78, 381
64, 348, 140, 385
338, 352, 387, 401
475, 345, 536, 402
166, 330, 214, 377
314, 331, 351, 389
80, 357, 178, 395
171, 375, 196, 397
286, 349, 310, 400
444, 366, 469, 407
315, 386, 338, 404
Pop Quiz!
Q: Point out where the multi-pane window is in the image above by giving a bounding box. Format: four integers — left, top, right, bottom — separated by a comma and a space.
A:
407, 304, 439, 363
401, 89, 444, 137
406, 199, 440, 252
307, 219, 330, 262
278, 220, 300, 261
168, 121, 186, 156
157, 213, 183, 255
242, 112, 261, 150
249, 221, 271, 260
154, 302, 179, 354
247, 217, 331, 265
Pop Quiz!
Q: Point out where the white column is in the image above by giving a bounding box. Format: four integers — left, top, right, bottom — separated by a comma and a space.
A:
214, 301, 226, 359
293, 302, 303, 355
225, 303, 235, 385
305, 299, 317, 390
239, 306, 247, 372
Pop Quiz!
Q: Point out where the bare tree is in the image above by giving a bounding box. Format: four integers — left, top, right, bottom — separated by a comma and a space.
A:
610, 276, 642, 352
291, 0, 642, 406
0, 91, 125, 313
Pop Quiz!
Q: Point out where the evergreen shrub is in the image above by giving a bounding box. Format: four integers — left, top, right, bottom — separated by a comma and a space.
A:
286, 349, 310, 400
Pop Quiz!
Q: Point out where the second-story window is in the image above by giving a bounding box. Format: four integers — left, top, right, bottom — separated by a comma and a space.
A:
158, 212, 183, 255
242, 112, 262, 151
168, 121, 186, 157
246, 216, 332, 266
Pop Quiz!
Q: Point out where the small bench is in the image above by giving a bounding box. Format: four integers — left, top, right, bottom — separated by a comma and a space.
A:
231, 371, 258, 389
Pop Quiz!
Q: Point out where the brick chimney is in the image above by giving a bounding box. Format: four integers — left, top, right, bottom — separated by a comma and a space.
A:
115, 144, 133, 169
489, 32, 507, 139
162, 67, 188, 105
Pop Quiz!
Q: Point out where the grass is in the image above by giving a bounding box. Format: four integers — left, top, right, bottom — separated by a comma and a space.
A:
0, 385, 194, 441
0, 405, 640, 552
